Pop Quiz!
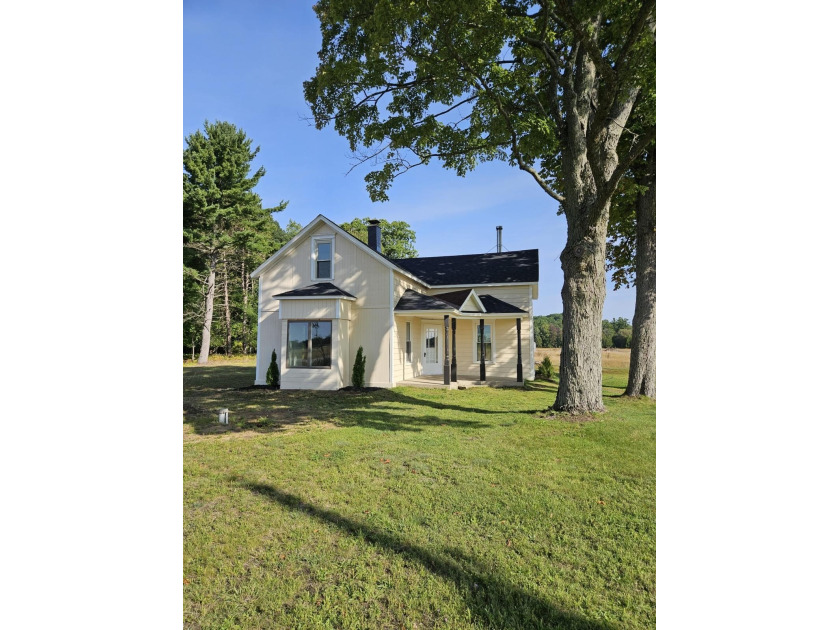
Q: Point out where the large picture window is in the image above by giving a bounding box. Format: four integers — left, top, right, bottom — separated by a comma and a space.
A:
287, 321, 332, 368
475, 323, 493, 362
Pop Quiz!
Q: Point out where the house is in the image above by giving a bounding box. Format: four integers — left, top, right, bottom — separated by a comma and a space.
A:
250, 215, 539, 389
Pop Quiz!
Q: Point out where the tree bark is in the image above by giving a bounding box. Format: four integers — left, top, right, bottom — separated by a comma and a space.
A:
625, 148, 656, 398
554, 208, 609, 413
222, 255, 232, 356
241, 259, 250, 354
198, 253, 217, 365
551, 48, 637, 413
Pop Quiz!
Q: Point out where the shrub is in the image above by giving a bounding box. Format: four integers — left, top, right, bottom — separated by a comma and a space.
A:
352, 346, 366, 388
266, 349, 280, 386
536, 355, 556, 380
612, 333, 628, 349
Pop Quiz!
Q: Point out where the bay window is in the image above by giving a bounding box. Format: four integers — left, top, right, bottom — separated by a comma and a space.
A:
287, 321, 332, 368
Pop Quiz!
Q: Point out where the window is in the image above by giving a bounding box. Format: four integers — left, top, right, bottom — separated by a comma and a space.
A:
405, 322, 412, 361
312, 236, 334, 280
287, 321, 332, 368
475, 323, 493, 362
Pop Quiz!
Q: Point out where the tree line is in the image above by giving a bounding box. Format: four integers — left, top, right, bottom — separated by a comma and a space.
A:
535, 315, 633, 349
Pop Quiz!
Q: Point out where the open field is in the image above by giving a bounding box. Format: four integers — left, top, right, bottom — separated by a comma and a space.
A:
534, 347, 631, 372
184, 354, 654, 629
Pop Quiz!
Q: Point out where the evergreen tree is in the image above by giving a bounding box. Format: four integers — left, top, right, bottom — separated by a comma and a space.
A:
352, 347, 366, 388
266, 349, 280, 387
183, 120, 287, 363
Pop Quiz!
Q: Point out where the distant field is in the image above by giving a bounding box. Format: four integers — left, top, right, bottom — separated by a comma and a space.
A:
535, 347, 631, 371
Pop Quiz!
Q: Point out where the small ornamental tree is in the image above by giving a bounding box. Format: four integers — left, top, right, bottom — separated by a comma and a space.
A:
266, 349, 280, 386
536, 356, 556, 381
352, 347, 366, 388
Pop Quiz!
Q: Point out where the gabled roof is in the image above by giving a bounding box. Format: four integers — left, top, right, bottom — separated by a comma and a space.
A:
250, 214, 429, 287
477, 294, 527, 314
431, 289, 486, 312
392, 249, 539, 286
273, 282, 356, 300
394, 289, 458, 312
394, 289, 526, 316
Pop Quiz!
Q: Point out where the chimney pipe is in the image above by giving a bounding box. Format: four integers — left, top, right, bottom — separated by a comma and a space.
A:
367, 219, 382, 253
496, 226, 503, 253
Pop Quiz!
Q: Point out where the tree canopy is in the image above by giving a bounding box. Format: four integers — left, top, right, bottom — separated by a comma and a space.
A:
339, 217, 419, 258
305, 0, 655, 413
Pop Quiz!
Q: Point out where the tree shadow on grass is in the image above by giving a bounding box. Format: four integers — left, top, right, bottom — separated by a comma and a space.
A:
241, 481, 616, 630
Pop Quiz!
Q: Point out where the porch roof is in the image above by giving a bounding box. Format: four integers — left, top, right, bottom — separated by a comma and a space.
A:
476, 294, 527, 314
394, 289, 457, 312
394, 289, 527, 316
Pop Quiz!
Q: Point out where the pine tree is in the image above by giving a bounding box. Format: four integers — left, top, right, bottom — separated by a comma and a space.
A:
183, 120, 287, 363
266, 349, 280, 387
352, 347, 366, 388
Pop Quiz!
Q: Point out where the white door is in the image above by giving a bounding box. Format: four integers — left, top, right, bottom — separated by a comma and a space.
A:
423, 326, 443, 375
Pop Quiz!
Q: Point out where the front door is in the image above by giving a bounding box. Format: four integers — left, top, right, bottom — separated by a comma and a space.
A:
423, 325, 443, 375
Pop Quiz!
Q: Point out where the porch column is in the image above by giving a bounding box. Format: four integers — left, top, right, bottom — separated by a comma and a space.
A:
443, 315, 451, 385
451, 318, 457, 381
516, 317, 523, 382
479, 318, 486, 381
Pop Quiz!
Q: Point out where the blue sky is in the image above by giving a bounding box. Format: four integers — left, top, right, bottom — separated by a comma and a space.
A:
184, 0, 636, 318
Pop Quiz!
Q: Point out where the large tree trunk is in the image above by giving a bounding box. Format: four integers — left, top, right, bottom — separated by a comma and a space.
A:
625, 148, 656, 398
222, 255, 232, 356
197, 253, 217, 365
551, 48, 636, 413
554, 208, 609, 413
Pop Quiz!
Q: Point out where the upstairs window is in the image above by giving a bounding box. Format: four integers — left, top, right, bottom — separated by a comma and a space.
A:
312, 237, 335, 280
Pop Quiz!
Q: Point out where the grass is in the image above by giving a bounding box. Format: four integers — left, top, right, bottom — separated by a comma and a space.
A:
184, 352, 655, 629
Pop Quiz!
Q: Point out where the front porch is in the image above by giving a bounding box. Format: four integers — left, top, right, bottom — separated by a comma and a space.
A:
396, 374, 525, 389
393, 304, 528, 388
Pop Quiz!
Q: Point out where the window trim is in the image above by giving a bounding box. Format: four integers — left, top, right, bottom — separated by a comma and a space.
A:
311, 235, 335, 281
405, 321, 412, 362
473, 322, 495, 363
286, 320, 333, 369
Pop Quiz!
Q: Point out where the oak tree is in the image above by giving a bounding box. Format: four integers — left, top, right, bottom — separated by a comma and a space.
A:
339, 217, 419, 258
305, 0, 655, 412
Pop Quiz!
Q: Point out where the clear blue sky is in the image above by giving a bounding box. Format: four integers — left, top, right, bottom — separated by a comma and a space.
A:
184, 0, 636, 318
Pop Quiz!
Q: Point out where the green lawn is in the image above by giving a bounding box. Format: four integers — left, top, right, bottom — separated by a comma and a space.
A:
184, 360, 655, 629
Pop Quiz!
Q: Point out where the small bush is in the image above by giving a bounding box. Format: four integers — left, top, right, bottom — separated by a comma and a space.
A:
266, 349, 280, 386
352, 347, 366, 388
536, 356, 556, 380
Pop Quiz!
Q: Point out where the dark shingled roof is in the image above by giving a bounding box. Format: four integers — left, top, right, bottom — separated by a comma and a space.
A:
477, 294, 527, 314
273, 282, 356, 299
392, 249, 538, 286
430, 289, 474, 309
394, 289, 458, 312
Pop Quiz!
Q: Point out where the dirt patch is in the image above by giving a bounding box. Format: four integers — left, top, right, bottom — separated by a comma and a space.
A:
234, 384, 280, 391
338, 386, 385, 393
537, 409, 602, 423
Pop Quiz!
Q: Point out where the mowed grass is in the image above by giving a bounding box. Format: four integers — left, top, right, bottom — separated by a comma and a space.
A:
184, 352, 654, 629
